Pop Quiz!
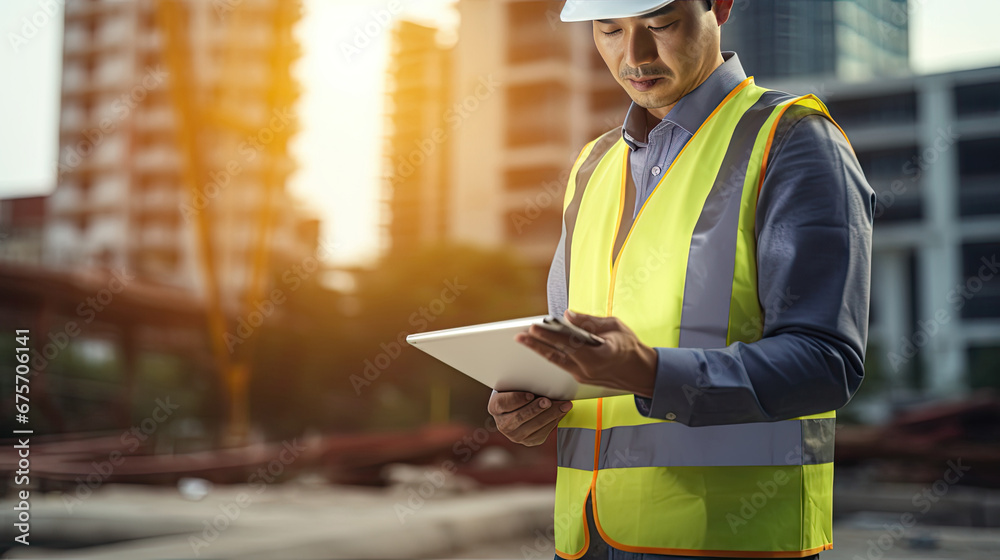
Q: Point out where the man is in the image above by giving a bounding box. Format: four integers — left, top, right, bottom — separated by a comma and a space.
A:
487, 1, 875, 558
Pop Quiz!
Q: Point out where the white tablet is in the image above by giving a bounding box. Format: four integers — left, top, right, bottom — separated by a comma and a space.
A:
406, 315, 628, 401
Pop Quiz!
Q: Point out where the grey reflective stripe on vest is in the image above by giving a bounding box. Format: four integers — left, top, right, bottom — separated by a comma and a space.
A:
557, 427, 597, 471
678, 91, 793, 349
557, 417, 835, 470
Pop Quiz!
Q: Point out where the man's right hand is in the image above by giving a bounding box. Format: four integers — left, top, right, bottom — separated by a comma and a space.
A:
488, 391, 573, 447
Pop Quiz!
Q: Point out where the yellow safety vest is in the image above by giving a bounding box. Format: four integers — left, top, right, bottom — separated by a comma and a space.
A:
554, 77, 849, 558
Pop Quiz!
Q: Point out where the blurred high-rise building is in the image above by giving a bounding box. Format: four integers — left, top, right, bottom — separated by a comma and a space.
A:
0, 195, 47, 265
389, 0, 913, 264
722, 0, 910, 81
385, 0, 909, 265
383, 21, 452, 256
47, 0, 316, 302
383, 0, 629, 266
383, 0, 999, 406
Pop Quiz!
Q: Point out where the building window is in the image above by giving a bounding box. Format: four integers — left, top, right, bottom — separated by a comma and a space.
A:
960, 241, 1000, 320
955, 81, 1000, 118
506, 2, 569, 65
78, 177, 92, 199
505, 207, 560, 243
589, 87, 631, 131
590, 48, 606, 71
966, 344, 1000, 390
504, 166, 563, 193
856, 146, 922, 222
856, 146, 917, 179
827, 91, 917, 129
958, 137, 1000, 217
505, 82, 569, 147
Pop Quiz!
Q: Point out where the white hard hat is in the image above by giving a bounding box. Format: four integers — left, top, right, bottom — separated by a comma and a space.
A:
559, 0, 677, 22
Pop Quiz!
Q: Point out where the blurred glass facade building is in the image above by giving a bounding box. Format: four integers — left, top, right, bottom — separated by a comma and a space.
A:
767, 65, 1000, 412
722, 0, 909, 81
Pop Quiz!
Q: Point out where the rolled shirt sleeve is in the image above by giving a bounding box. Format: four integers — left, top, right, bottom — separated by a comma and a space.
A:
634, 114, 876, 426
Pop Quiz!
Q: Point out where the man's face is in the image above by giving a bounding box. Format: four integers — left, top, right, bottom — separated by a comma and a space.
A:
593, 0, 732, 118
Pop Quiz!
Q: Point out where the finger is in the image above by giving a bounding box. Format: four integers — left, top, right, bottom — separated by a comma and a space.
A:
504, 395, 566, 430
508, 400, 572, 442
488, 391, 537, 415
564, 310, 620, 334
520, 331, 593, 375
521, 415, 565, 446
517, 334, 610, 388
517, 333, 584, 374
526, 325, 593, 354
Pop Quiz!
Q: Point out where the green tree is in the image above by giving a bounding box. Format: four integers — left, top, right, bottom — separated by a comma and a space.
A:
246, 243, 548, 436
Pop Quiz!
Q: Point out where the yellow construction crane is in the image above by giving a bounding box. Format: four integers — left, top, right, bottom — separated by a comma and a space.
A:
155, 0, 300, 445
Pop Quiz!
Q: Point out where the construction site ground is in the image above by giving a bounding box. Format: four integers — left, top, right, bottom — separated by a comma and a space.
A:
2, 478, 1000, 559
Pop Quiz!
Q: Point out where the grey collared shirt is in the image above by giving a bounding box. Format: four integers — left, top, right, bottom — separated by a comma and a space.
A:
621, 51, 749, 216
546, 51, 875, 426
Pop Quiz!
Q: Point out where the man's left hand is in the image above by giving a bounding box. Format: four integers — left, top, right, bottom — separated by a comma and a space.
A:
515, 310, 657, 398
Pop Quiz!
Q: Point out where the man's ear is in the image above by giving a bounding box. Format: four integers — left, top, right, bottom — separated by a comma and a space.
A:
713, 0, 734, 26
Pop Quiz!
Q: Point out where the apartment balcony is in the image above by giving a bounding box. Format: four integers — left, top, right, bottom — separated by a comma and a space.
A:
94, 18, 131, 48
58, 156, 117, 177
93, 57, 133, 90
140, 225, 178, 250
210, 23, 273, 49
205, 62, 271, 89
60, 75, 132, 98
505, 60, 574, 86
63, 31, 128, 61
504, 144, 575, 168
88, 174, 126, 206
137, 29, 162, 51
61, 64, 89, 94
63, 25, 91, 51
60, 104, 88, 131
228, 183, 264, 209
48, 184, 85, 215
133, 106, 175, 131
49, 196, 121, 219
133, 147, 182, 172
233, 0, 285, 13
505, 110, 570, 151
65, 0, 125, 17
91, 134, 127, 167
136, 186, 182, 210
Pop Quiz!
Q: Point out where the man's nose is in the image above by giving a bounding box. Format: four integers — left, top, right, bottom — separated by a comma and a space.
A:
623, 28, 658, 69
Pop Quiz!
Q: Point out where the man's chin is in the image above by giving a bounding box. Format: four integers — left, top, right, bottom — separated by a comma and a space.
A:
622, 80, 676, 108
630, 92, 678, 113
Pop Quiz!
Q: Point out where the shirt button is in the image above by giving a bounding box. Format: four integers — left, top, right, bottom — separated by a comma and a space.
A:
651, 166, 661, 176
665, 412, 677, 420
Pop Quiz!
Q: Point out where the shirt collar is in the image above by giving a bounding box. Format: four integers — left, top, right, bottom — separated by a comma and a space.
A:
622, 51, 747, 150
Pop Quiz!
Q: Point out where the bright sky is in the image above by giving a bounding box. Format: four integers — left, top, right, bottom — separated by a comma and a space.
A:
0, 0, 998, 264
